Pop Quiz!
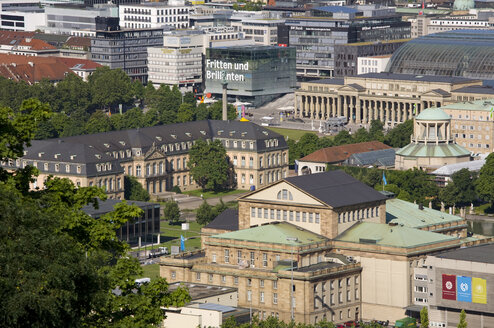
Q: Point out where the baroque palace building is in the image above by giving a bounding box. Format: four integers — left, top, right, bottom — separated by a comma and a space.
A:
0, 120, 288, 199
294, 72, 494, 126
161, 171, 469, 324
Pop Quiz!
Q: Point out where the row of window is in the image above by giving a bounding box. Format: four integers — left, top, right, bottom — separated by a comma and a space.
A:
455, 133, 489, 140
4, 159, 85, 175
214, 250, 270, 267
122, 8, 189, 15
461, 142, 490, 149
232, 153, 286, 169
337, 207, 379, 223
251, 207, 321, 224
314, 289, 359, 309
126, 158, 187, 177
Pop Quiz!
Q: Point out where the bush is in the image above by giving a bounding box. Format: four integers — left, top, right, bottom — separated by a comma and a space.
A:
171, 185, 182, 194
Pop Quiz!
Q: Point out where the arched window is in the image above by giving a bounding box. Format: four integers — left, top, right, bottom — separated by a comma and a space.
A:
277, 189, 293, 200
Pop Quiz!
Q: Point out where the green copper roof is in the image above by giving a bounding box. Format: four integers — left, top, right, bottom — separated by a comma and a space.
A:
211, 222, 327, 246
335, 222, 457, 248
416, 108, 451, 121
386, 198, 464, 229
396, 143, 470, 158
441, 99, 494, 111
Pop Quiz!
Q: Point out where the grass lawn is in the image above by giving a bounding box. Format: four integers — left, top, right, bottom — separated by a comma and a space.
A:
183, 189, 247, 199
267, 127, 317, 141
475, 203, 494, 215
140, 263, 160, 280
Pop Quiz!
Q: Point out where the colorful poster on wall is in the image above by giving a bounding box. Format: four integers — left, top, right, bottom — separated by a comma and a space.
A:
472, 277, 487, 304
457, 276, 472, 303
442, 274, 457, 300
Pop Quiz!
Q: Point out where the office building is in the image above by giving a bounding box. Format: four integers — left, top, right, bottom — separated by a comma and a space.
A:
0, 0, 46, 31
231, 15, 284, 46
119, 1, 190, 30
205, 45, 296, 106
0, 120, 289, 198
91, 27, 164, 82
334, 39, 408, 77
412, 243, 494, 327
387, 30, 494, 80
410, 15, 493, 38
357, 54, 391, 74
294, 72, 494, 125
82, 198, 160, 245
147, 30, 203, 90
43, 4, 118, 35
282, 5, 410, 78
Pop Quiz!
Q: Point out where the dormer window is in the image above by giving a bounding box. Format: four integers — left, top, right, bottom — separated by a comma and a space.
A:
156, 136, 162, 141
104, 143, 110, 148
66, 165, 70, 172
185, 132, 191, 137
171, 134, 177, 139
200, 130, 206, 135
43, 163, 48, 170
119, 141, 126, 146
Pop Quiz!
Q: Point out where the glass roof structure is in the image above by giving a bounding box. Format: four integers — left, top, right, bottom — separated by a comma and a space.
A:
386, 30, 494, 80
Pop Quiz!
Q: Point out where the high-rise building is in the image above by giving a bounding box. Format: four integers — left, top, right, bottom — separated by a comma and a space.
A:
119, 1, 190, 30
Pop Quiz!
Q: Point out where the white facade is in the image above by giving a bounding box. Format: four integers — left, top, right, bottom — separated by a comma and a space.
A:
231, 16, 284, 46
119, 2, 190, 30
410, 15, 494, 38
0, 0, 46, 31
357, 55, 391, 75
147, 31, 203, 90
43, 5, 117, 35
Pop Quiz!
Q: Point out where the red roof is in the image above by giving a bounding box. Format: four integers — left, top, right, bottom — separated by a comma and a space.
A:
0, 30, 35, 45
299, 141, 391, 164
0, 54, 98, 83
64, 36, 91, 49
57, 57, 101, 70
17, 38, 57, 51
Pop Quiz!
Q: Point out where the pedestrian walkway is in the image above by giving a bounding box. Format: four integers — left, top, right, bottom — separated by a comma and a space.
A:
177, 191, 248, 210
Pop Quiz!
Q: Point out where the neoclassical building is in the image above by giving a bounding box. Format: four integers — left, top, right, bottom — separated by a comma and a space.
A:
0, 120, 289, 199
395, 107, 471, 170
294, 72, 494, 126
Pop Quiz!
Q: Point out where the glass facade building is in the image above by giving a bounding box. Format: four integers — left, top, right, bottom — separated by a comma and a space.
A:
205, 46, 296, 106
386, 30, 494, 80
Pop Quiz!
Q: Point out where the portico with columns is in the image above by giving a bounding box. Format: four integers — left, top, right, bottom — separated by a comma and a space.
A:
294, 73, 483, 127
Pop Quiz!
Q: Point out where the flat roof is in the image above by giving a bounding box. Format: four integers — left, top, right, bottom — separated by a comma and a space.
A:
82, 198, 159, 217
293, 261, 342, 272
435, 243, 494, 264
168, 282, 237, 301
355, 72, 477, 84
441, 98, 494, 111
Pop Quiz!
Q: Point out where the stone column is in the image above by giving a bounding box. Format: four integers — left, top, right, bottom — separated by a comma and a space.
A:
363, 100, 368, 124
294, 94, 298, 118
356, 97, 362, 124
343, 96, 348, 119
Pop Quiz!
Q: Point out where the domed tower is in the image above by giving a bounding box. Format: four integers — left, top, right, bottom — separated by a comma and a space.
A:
395, 107, 470, 170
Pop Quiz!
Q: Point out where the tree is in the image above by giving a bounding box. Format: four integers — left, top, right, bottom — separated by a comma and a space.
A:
384, 120, 413, 148
177, 102, 194, 123
188, 139, 233, 191
124, 175, 150, 201
458, 309, 467, 328
353, 127, 372, 143
209, 101, 237, 120
195, 103, 210, 121
89, 66, 133, 111
369, 120, 385, 142
297, 133, 320, 157
420, 306, 429, 328
334, 130, 354, 146
476, 152, 494, 203
0, 101, 191, 327
196, 200, 215, 225
440, 169, 477, 207
163, 199, 181, 224
85, 110, 112, 134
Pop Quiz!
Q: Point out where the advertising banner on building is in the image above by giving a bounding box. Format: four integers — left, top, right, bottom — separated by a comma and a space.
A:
442, 274, 457, 300
472, 277, 487, 304
457, 276, 472, 303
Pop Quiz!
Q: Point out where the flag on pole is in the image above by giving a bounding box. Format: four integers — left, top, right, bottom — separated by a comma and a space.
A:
383, 172, 387, 186
180, 235, 185, 252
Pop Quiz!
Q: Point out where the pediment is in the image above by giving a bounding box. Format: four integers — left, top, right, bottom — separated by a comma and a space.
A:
144, 147, 166, 160
242, 181, 326, 207
337, 83, 365, 93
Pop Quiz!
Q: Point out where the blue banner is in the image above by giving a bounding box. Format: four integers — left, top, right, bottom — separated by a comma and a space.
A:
457, 276, 472, 303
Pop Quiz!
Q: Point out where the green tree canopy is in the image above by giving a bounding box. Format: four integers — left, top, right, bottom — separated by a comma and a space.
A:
420, 306, 429, 328
334, 130, 354, 146
440, 168, 477, 207
188, 139, 233, 191
163, 199, 181, 224
196, 200, 215, 225
124, 175, 151, 201
89, 66, 133, 111
458, 309, 467, 328
476, 152, 494, 203
384, 120, 413, 147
